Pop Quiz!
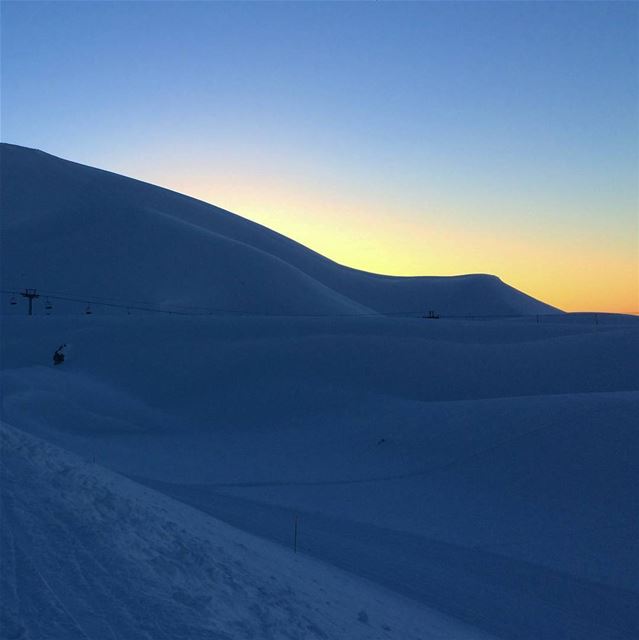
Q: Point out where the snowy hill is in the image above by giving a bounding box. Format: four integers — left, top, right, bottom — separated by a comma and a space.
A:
0, 143, 558, 317
1, 422, 491, 640
2, 143, 637, 640
2, 313, 638, 639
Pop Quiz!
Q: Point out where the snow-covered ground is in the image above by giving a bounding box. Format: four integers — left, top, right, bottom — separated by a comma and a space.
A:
2, 313, 638, 639
1, 145, 638, 639
2, 422, 494, 640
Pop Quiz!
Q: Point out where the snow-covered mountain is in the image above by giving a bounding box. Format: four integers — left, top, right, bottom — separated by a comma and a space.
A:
1, 143, 558, 317
2, 142, 637, 640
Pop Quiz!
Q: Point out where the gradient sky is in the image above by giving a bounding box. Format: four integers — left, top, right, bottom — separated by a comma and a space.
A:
2, 1, 637, 312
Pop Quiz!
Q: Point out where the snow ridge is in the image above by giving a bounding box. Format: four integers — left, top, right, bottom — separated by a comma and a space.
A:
1, 143, 558, 317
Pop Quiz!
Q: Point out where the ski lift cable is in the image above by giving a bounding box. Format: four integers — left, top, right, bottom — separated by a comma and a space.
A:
0, 287, 571, 320
38, 291, 438, 318
0, 287, 416, 317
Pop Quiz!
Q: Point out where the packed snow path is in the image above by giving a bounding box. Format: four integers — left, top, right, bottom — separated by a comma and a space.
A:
139, 471, 639, 640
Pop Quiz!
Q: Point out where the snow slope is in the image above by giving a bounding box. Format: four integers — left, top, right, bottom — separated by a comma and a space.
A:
1, 144, 637, 640
1, 422, 493, 640
2, 313, 638, 639
0, 143, 558, 316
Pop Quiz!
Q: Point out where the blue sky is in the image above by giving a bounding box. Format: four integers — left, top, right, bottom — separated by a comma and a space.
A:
2, 1, 638, 311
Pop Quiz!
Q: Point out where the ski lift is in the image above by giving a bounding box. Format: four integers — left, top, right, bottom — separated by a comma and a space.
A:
45, 298, 53, 311
85, 304, 93, 315
9, 295, 17, 306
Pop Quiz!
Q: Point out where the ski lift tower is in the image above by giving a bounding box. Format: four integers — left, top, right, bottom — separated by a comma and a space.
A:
21, 288, 40, 315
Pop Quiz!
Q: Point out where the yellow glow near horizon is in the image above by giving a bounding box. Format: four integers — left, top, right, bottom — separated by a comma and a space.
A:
133, 166, 638, 315
222, 202, 638, 314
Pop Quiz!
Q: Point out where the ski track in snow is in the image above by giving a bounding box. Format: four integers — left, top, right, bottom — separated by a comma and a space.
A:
135, 405, 615, 489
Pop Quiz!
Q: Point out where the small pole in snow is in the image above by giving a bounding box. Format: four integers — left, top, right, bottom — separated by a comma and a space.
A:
293, 515, 298, 553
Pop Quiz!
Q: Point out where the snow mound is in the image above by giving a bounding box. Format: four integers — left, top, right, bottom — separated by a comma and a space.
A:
0, 422, 490, 640
1, 143, 558, 316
